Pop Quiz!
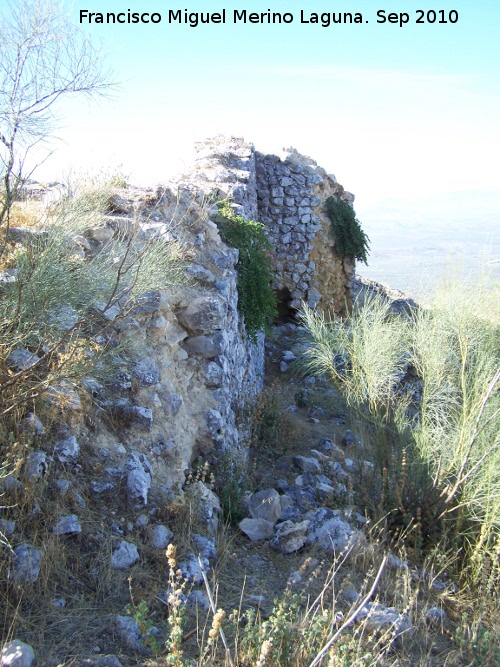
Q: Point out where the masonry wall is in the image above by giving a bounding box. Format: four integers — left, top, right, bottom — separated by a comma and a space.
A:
16, 136, 359, 509
186, 136, 357, 317
73, 175, 266, 505
92, 136, 359, 501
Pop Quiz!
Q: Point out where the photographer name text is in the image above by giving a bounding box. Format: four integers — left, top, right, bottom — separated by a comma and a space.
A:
79, 8, 460, 28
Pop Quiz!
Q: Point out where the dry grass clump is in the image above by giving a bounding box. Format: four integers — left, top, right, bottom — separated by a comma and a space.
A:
1, 199, 46, 233
0, 176, 186, 475
132, 540, 455, 667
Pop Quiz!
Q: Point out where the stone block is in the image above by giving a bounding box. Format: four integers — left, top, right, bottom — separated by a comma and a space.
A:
293, 455, 321, 474
150, 525, 173, 549
177, 296, 226, 334
184, 334, 225, 358
238, 518, 274, 542
1, 639, 35, 667
7, 349, 40, 372
54, 436, 80, 463
111, 541, 139, 569
132, 358, 161, 386
10, 543, 42, 584
52, 515, 82, 535
248, 489, 281, 525
271, 519, 310, 554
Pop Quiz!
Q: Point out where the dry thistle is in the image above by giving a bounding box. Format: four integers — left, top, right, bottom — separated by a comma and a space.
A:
255, 638, 273, 667
165, 543, 187, 666
395, 449, 407, 511
208, 608, 226, 640
166, 543, 177, 570
378, 466, 388, 510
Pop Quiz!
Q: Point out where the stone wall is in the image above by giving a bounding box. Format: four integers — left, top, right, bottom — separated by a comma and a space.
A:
185, 137, 357, 318
11, 136, 359, 506
255, 147, 356, 317
79, 182, 265, 504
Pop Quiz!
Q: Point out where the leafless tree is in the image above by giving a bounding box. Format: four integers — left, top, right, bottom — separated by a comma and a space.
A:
0, 0, 115, 234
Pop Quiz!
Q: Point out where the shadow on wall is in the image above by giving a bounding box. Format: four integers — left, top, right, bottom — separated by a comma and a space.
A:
274, 287, 298, 323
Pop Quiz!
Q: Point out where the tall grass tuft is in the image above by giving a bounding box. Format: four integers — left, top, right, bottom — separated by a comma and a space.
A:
295, 281, 500, 583
296, 296, 410, 474
409, 280, 500, 579
0, 181, 185, 455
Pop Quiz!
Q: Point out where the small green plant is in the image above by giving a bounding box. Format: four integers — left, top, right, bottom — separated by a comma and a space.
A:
238, 588, 331, 666
247, 380, 305, 459
125, 598, 162, 655
214, 201, 277, 340
216, 457, 250, 525
454, 617, 500, 666
325, 196, 370, 264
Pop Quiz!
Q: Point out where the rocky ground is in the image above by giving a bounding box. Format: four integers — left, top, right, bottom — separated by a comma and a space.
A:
1, 321, 466, 667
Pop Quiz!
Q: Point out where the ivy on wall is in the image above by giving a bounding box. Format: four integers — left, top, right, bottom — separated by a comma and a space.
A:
214, 201, 277, 340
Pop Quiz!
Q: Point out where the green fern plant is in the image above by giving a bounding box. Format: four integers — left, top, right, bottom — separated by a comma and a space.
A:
325, 196, 370, 264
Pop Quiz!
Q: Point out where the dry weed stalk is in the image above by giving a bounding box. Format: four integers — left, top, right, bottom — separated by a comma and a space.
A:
308, 554, 388, 667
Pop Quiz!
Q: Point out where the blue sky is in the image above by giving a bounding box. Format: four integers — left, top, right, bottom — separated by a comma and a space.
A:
10, 0, 500, 290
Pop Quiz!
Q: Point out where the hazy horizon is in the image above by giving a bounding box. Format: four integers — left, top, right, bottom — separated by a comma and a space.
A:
355, 189, 500, 298
5, 0, 497, 302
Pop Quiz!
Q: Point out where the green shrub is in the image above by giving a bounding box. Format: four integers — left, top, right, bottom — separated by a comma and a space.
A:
213, 453, 250, 525
214, 201, 277, 340
325, 196, 370, 264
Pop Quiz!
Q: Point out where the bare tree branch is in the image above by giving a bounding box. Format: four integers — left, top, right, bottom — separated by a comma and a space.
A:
0, 0, 116, 236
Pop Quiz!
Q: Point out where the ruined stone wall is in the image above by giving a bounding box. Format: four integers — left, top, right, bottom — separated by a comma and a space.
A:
11, 137, 359, 510
75, 179, 265, 506
186, 137, 357, 317
255, 147, 356, 317
309, 169, 357, 317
